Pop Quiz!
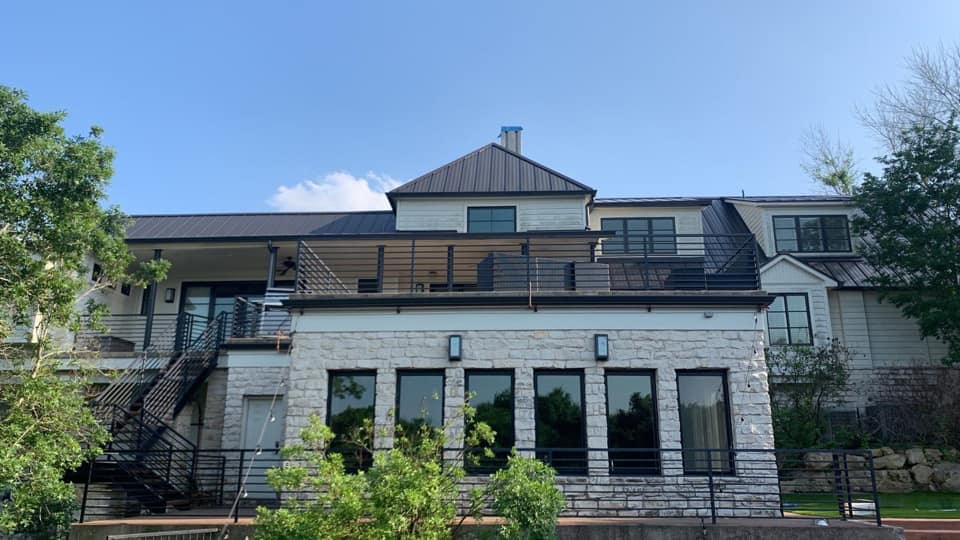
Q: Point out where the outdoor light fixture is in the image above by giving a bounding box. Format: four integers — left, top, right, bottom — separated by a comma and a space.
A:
164, 287, 176, 303
448, 334, 462, 361
595, 334, 609, 361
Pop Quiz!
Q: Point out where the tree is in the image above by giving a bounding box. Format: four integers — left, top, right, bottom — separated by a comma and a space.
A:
0, 86, 168, 537
853, 118, 960, 365
860, 43, 960, 151
800, 125, 859, 196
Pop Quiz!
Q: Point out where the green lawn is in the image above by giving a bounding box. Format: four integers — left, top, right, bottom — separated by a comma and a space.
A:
784, 492, 960, 519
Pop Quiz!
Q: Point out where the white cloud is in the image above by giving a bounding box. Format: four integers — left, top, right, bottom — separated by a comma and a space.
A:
268, 171, 401, 211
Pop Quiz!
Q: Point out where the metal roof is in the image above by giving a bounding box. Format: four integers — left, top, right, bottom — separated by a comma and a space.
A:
727, 195, 853, 204
800, 257, 878, 289
126, 211, 397, 241
388, 144, 595, 199
594, 197, 714, 207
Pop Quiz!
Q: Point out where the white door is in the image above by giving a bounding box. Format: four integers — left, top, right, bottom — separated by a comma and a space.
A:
241, 396, 286, 500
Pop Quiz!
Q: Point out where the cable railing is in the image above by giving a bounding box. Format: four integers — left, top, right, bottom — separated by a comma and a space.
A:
77, 447, 881, 526
294, 234, 760, 297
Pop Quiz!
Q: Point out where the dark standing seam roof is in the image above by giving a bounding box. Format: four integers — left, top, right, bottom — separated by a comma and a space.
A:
126, 211, 397, 241
594, 197, 714, 207
387, 143, 595, 199
799, 257, 879, 289
726, 195, 853, 204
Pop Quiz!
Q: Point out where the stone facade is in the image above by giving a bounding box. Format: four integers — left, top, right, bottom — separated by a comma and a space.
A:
283, 323, 778, 517
220, 366, 289, 449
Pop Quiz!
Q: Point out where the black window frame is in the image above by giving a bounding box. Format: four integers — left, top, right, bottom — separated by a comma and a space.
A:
604, 369, 661, 475
395, 369, 446, 430
326, 370, 377, 471
467, 206, 517, 234
766, 293, 813, 346
600, 217, 677, 255
772, 215, 851, 253
533, 369, 587, 476
675, 369, 734, 476
465, 369, 515, 474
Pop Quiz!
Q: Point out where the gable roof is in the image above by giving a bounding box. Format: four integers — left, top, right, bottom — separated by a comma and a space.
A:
760, 254, 839, 287
126, 211, 397, 242
799, 257, 879, 289
387, 143, 595, 202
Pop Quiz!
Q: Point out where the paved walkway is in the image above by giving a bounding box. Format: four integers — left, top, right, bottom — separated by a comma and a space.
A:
885, 519, 960, 540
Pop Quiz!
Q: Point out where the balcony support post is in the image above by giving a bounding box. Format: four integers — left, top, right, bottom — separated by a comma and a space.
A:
266, 241, 278, 290
446, 245, 454, 291
408, 239, 417, 293
142, 249, 163, 349
376, 245, 385, 292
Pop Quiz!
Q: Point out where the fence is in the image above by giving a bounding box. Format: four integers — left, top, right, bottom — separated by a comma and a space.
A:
77, 447, 881, 526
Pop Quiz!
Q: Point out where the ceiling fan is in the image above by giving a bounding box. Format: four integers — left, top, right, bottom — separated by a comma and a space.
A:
277, 256, 297, 276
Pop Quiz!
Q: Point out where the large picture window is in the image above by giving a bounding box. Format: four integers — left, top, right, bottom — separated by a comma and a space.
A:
766, 294, 812, 346
677, 371, 733, 474
327, 371, 376, 470
466, 370, 514, 472
773, 215, 851, 253
600, 217, 676, 255
467, 206, 516, 233
535, 370, 586, 475
606, 371, 659, 474
396, 370, 444, 431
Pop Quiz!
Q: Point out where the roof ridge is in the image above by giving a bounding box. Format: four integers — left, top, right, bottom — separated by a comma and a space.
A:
130, 210, 394, 218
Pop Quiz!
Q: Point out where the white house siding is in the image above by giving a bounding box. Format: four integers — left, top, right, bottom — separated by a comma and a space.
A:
395, 195, 589, 232
588, 206, 705, 256
284, 308, 777, 517
862, 292, 947, 367
759, 259, 833, 346
730, 203, 766, 255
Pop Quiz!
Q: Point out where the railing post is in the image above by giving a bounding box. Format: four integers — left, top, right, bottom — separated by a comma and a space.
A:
706, 448, 717, 525
867, 452, 882, 526
523, 239, 531, 290
447, 245, 454, 291
589, 241, 597, 263
266, 242, 278, 290
408, 239, 417, 293
234, 449, 245, 523
832, 453, 847, 520
142, 249, 163, 349
843, 453, 853, 519
79, 456, 94, 523
376, 245, 385, 293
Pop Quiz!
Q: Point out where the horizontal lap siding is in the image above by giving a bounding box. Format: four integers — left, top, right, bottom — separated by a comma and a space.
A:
863, 292, 945, 367
395, 196, 588, 232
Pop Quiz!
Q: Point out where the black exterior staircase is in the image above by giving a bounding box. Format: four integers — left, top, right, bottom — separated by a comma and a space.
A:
85, 312, 228, 516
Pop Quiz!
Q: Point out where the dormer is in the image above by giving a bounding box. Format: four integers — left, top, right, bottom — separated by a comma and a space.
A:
387, 128, 596, 233
726, 196, 857, 258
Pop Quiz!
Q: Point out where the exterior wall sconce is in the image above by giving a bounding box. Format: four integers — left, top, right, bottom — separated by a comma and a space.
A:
595, 334, 609, 361
448, 334, 462, 361
164, 287, 176, 303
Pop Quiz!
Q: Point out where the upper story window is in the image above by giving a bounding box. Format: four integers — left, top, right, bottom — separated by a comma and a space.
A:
600, 217, 676, 255
467, 206, 516, 233
773, 215, 851, 253
766, 293, 812, 346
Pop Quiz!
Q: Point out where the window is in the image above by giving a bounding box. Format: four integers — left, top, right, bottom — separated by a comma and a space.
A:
600, 217, 676, 255
677, 371, 733, 474
396, 370, 444, 430
766, 294, 812, 346
773, 215, 851, 253
606, 371, 659, 474
327, 371, 376, 470
467, 206, 516, 233
466, 371, 514, 472
535, 370, 586, 474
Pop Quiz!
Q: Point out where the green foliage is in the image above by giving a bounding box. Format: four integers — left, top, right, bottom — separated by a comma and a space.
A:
257, 407, 565, 540
801, 125, 859, 196
487, 455, 565, 540
0, 367, 108, 538
0, 86, 169, 536
767, 342, 852, 448
852, 118, 960, 365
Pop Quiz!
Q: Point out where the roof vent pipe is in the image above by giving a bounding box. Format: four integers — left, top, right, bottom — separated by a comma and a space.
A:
499, 126, 522, 154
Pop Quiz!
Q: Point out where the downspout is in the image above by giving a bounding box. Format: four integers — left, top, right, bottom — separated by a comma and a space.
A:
142, 249, 163, 349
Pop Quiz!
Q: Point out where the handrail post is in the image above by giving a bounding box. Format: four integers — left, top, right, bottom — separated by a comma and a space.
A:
79, 456, 94, 523
142, 249, 163, 348
843, 453, 853, 518
832, 453, 846, 520
523, 238, 531, 290
706, 448, 717, 525
234, 449, 245, 523
447, 245, 455, 291
867, 452, 882, 526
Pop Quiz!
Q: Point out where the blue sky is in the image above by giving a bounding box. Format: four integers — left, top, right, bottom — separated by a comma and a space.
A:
3, 1, 959, 214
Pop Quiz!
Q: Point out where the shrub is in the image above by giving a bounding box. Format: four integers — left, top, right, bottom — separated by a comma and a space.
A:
487, 454, 565, 540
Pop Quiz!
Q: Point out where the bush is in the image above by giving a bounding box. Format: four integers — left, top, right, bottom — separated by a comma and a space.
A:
487, 455, 565, 540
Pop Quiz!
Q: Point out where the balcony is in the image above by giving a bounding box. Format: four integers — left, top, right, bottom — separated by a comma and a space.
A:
292, 233, 760, 306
